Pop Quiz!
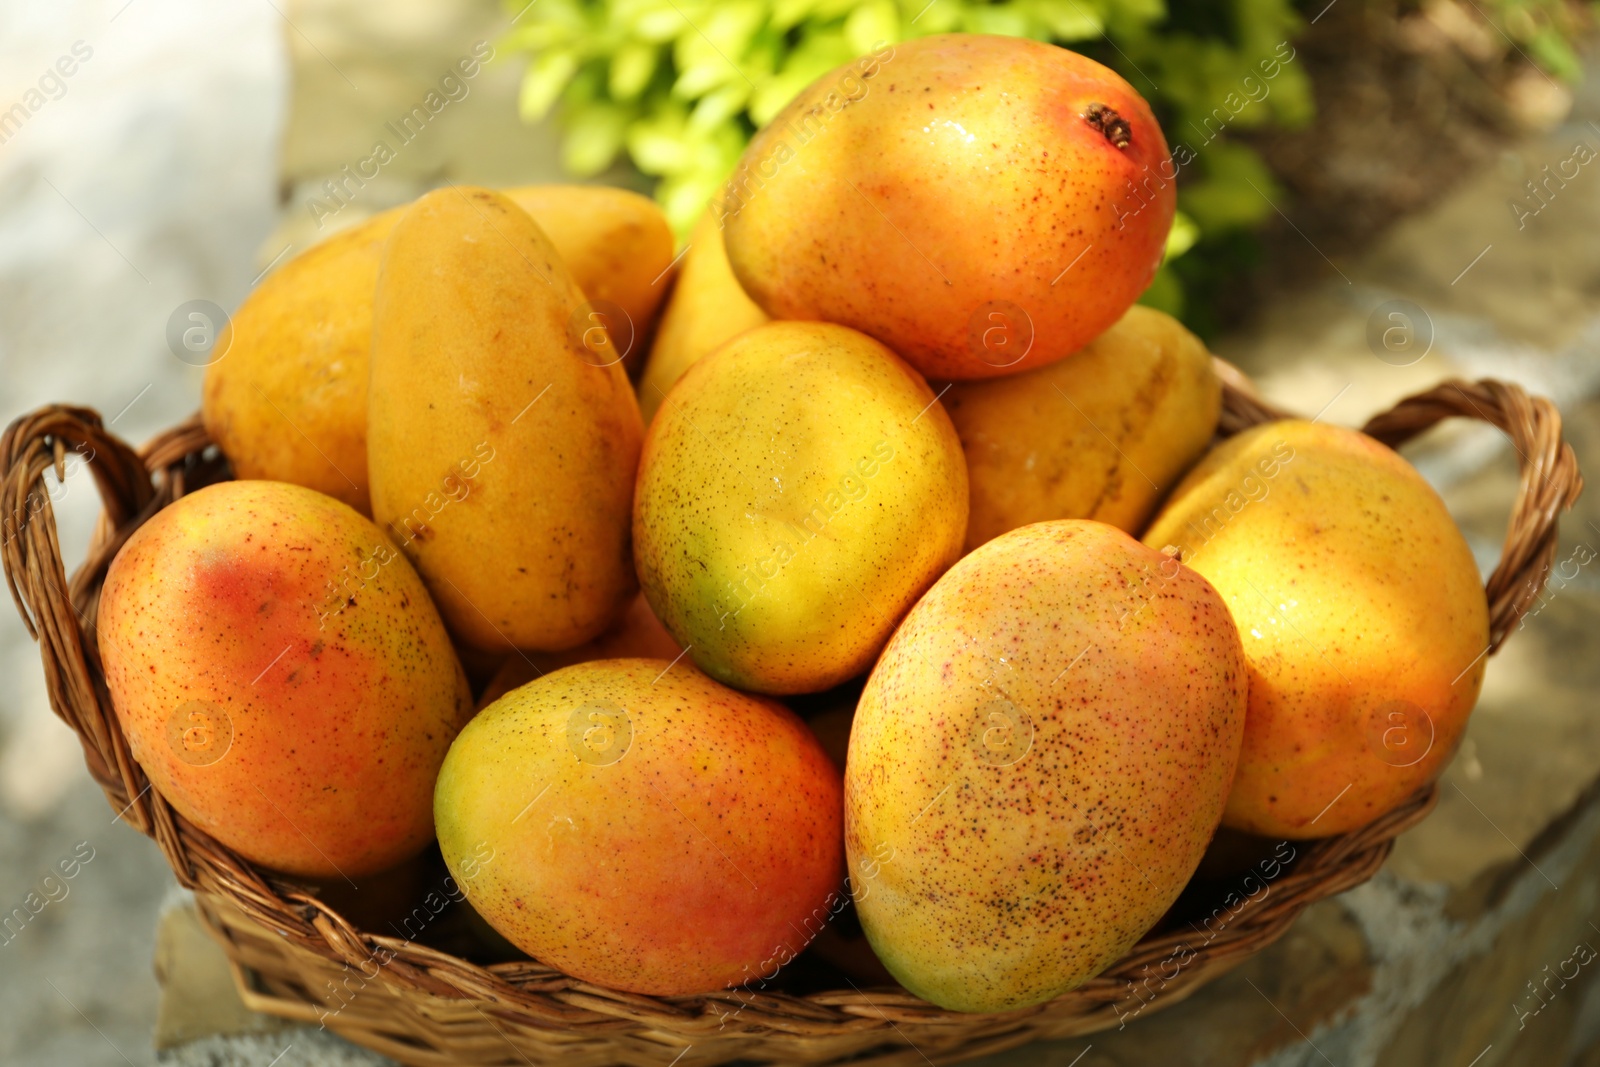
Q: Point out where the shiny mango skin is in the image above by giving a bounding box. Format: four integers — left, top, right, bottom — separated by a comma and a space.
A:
504, 184, 678, 372
97, 480, 473, 879
204, 186, 667, 514
434, 658, 844, 996
1143, 421, 1490, 839
369, 187, 643, 653
633, 321, 968, 695
722, 34, 1173, 381
637, 210, 769, 425
945, 305, 1220, 551
846, 520, 1246, 1013
203, 209, 400, 514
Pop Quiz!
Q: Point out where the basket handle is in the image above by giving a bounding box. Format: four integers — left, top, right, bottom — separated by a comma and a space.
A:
0, 406, 157, 821
1216, 369, 1583, 657
0, 404, 219, 839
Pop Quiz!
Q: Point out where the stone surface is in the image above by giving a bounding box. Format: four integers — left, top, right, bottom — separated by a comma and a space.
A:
153, 893, 287, 1050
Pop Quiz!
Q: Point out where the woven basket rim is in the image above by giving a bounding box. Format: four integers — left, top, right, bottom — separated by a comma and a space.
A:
0, 362, 1583, 1065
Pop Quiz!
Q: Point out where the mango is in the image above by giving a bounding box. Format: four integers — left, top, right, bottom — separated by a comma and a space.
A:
846, 520, 1246, 1012
1143, 421, 1490, 838
722, 35, 1173, 380
945, 305, 1220, 550
369, 187, 643, 653
637, 210, 768, 424
205, 186, 669, 512
434, 659, 843, 995
202, 209, 400, 513
504, 184, 678, 374
476, 594, 681, 708
633, 321, 968, 694
97, 480, 472, 879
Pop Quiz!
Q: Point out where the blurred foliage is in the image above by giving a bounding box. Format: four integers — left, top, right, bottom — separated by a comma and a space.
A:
1482, 0, 1587, 80
502, 0, 1584, 329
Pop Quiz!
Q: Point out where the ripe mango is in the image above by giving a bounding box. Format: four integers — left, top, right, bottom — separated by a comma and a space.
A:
202, 209, 399, 513
504, 184, 678, 374
722, 35, 1173, 380
633, 321, 968, 694
476, 594, 681, 708
97, 481, 472, 879
205, 186, 669, 512
637, 210, 768, 424
369, 187, 643, 653
434, 659, 843, 996
945, 305, 1219, 550
1143, 421, 1490, 838
846, 521, 1246, 1012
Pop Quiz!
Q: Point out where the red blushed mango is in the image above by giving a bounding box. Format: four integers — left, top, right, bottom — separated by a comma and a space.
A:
97, 480, 472, 879
722, 34, 1174, 380
434, 659, 844, 995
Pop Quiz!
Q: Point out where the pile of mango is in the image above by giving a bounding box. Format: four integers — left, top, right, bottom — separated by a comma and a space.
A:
98, 34, 1488, 1014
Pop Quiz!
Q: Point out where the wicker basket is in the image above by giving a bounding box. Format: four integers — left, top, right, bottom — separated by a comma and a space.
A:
0, 365, 1582, 1067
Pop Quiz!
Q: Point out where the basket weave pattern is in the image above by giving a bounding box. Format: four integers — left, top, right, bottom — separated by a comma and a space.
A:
0, 366, 1582, 1066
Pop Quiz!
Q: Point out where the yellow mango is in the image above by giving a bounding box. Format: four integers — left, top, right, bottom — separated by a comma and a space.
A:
369, 186, 642, 653
1142, 421, 1490, 838
634, 321, 968, 694
205, 186, 670, 512
945, 305, 1220, 550
202, 210, 400, 513
637, 210, 768, 424
504, 184, 678, 373
846, 521, 1246, 1011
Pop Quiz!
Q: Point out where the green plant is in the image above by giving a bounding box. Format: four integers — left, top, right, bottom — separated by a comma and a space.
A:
503, 0, 1318, 323
1480, 0, 1587, 81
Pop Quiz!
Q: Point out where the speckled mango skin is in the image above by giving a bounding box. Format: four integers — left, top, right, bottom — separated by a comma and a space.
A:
1142, 421, 1490, 839
637, 210, 769, 425
369, 187, 643, 653
205, 186, 665, 516
633, 321, 968, 695
945, 305, 1220, 550
434, 658, 844, 995
503, 184, 678, 372
97, 480, 473, 879
203, 209, 401, 515
722, 34, 1173, 381
845, 520, 1246, 1013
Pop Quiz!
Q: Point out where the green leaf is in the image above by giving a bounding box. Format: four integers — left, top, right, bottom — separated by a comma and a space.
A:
630, 4, 688, 43
1164, 210, 1199, 261
519, 49, 581, 122
1137, 262, 1184, 317
845, 0, 900, 52
772, 0, 822, 32
562, 102, 632, 176
1177, 142, 1279, 233
962, 5, 1033, 37
689, 83, 752, 132
609, 41, 659, 100
627, 100, 693, 174
1029, 0, 1103, 41
1528, 26, 1582, 82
